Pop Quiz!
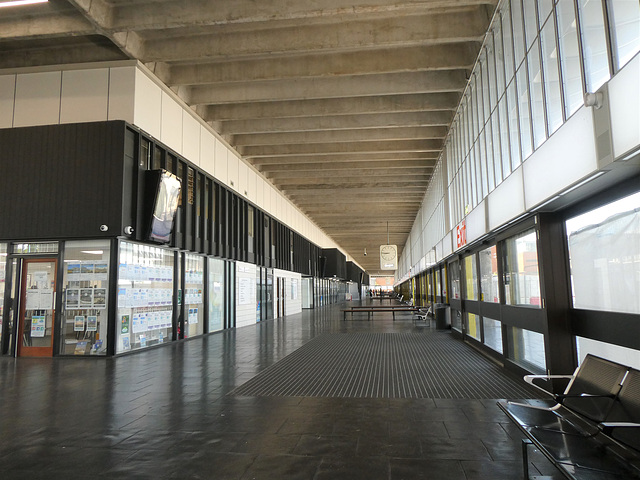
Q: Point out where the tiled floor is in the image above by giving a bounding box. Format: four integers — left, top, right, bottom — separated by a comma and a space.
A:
0, 302, 558, 479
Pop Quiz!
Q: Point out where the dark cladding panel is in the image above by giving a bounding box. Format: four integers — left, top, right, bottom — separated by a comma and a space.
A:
321, 248, 347, 279
0, 122, 126, 240
346, 261, 364, 283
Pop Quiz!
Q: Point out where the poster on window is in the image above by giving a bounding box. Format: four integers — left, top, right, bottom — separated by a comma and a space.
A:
30, 315, 46, 337
239, 277, 251, 305
74, 315, 85, 332
86, 316, 98, 332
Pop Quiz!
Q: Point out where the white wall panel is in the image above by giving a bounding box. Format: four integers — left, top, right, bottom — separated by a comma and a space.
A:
60, 68, 109, 124
488, 167, 525, 230
227, 151, 239, 191
465, 200, 487, 245
608, 55, 640, 158
214, 138, 227, 182
108, 66, 135, 123
182, 110, 201, 165
235, 262, 257, 328
523, 107, 598, 209
0, 75, 15, 128
14, 71, 62, 127
247, 170, 257, 204
256, 177, 265, 209
238, 160, 248, 197
160, 91, 182, 154
133, 69, 161, 139
199, 127, 215, 176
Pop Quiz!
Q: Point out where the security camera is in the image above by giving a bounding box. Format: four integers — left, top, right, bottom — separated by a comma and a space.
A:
99, 224, 109, 232
124, 226, 134, 235
363, 251, 367, 256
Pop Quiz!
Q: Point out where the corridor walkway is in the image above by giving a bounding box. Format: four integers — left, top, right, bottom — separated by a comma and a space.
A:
0, 301, 554, 479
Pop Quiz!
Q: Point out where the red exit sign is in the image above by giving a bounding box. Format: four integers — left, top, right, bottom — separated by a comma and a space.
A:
456, 220, 467, 249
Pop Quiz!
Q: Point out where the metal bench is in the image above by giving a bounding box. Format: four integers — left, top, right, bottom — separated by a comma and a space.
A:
497, 355, 640, 479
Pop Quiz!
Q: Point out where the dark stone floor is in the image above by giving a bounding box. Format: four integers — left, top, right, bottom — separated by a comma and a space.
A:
0, 302, 558, 479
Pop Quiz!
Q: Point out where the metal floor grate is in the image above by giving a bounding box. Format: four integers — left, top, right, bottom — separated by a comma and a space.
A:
230, 332, 543, 399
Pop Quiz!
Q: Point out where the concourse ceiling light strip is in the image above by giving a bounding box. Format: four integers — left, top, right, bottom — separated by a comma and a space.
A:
0, 0, 47, 7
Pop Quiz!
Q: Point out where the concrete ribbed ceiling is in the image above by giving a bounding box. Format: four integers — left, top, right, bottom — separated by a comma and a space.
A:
0, 0, 498, 275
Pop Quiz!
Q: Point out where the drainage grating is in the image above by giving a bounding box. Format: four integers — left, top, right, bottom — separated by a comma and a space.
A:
230, 332, 544, 399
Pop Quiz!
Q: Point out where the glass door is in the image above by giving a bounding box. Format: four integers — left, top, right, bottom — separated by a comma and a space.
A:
18, 258, 57, 357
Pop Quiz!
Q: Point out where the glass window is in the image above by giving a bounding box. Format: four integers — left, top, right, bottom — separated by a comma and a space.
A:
184, 253, 204, 338
452, 309, 463, 331
494, 23, 506, 96
528, 42, 547, 149
479, 245, 500, 303
491, 113, 503, 185
464, 254, 478, 300
467, 312, 481, 340
60, 240, 110, 356
577, 336, 640, 370
116, 241, 174, 353
507, 326, 546, 372
557, 0, 584, 117
538, 0, 554, 26
516, 64, 534, 161
499, 95, 512, 177
208, 257, 225, 332
566, 191, 640, 314
483, 317, 503, 353
523, 0, 539, 50
487, 36, 499, 110
512, 0, 527, 67
541, 14, 564, 135
503, 229, 541, 307
450, 260, 461, 300
607, 0, 640, 71
577, 0, 611, 92
481, 53, 492, 123
502, 3, 516, 82
507, 81, 522, 170
0, 243, 6, 348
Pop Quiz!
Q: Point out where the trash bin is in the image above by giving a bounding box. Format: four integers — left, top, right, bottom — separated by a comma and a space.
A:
434, 304, 450, 330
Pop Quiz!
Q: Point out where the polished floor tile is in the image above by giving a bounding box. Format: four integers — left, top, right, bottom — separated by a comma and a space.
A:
0, 302, 551, 479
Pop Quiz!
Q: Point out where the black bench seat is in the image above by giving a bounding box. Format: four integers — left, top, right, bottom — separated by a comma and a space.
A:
498, 355, 640, 479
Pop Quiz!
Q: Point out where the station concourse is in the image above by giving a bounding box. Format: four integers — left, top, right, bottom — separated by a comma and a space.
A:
0, 1, 639, 479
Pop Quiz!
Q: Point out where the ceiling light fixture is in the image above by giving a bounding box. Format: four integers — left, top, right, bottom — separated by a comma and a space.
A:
0, 0, 48, 7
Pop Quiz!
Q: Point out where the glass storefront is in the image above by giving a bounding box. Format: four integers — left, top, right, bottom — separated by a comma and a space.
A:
60, 240, 110, 355
483, 317, 503, 354
566, 191, 640, 314
450, 260, 461, 300
116, 241, 174, 353
463, 254, 478, 300
184, 253, 204, 338
479, 245, 499, 303
507, 326, 546, 373
503, 229, 541, 307
466, 312, 481, 340
208, 257, 225, 332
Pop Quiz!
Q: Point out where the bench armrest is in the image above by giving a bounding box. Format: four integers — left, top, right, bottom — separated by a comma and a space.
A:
524, 375, 573, 396
599, 422, 640, 435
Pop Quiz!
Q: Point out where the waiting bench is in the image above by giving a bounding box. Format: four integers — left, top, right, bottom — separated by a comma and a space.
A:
498, 354, 640, 479
341, 306, 420, 321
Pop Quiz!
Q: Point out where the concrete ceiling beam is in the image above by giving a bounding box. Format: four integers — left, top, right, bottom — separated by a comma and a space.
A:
260, 160, 436, 172
167, 44, 477, 86
241, 140, 442, 158
189, 70, 468, 105
252, 152, 438, 165
140, 11, 489, 62
272, 175, 431, 186
266, 167, 432, 179
0, 12, 93, 40
205, 93, 460, 121
232, 127, 448, 146
220, 111, 454, 135
111, 0, 497, 31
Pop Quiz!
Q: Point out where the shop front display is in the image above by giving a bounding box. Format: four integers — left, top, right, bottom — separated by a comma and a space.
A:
60, 240, 111, 355
116, 241, 175, 353
183, 253, 204, 338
